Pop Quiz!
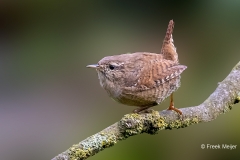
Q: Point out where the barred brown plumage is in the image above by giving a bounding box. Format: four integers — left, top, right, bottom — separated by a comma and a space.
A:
87, 20, 187, 114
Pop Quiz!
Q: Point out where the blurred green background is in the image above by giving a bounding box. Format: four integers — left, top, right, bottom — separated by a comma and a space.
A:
0, 1, 240, 160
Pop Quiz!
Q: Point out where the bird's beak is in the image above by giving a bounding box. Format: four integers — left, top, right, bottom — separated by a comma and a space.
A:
86, 64, 99, 69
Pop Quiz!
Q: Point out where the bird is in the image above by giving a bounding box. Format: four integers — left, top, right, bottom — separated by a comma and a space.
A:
87, 20, 187, 114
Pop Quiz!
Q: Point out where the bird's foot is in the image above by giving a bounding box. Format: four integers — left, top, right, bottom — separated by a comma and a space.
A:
133, 107, 154, 114
168, 93, 182, 116
167, 104, 182, 115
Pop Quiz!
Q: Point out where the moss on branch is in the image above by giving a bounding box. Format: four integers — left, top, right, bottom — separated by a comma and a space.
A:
53, 61, 240, 160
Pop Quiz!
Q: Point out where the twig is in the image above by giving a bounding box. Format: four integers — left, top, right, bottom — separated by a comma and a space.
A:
52, 61, 240, 160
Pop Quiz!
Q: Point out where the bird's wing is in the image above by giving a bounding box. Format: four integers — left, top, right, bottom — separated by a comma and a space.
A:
151, 64, 187, 86
134, 60, 187, 90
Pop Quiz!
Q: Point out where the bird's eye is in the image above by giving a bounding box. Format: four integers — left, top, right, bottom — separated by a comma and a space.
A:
109, 64, 115, 70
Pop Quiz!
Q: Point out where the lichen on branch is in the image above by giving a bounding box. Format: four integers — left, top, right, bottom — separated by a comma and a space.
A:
52, 61, 240, 160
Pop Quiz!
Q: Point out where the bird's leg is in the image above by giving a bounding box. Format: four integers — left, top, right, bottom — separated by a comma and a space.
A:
133, 106, 153, 114
167, 93, 182, 115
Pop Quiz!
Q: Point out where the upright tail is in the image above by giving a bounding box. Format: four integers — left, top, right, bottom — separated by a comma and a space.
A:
160, 20, 179, 63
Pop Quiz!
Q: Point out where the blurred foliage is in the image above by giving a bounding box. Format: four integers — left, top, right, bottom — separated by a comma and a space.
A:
0, 1, 240, 160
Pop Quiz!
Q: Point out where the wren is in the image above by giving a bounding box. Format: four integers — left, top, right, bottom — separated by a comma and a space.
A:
87, 20, 187, 114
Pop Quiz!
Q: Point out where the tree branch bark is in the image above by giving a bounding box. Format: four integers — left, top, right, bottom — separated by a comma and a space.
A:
52, 61, 240, 160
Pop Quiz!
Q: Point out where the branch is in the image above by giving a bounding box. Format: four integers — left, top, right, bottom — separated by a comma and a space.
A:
52, 61, 240, 160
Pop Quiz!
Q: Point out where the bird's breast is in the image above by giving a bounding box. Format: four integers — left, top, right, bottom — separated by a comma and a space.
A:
97, 70, 123, 99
